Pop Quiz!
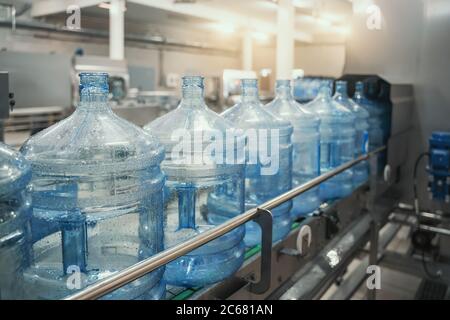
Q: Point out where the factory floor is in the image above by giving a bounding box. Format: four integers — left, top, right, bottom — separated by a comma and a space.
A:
322, 225, 450, 300
321, 259, 423, 300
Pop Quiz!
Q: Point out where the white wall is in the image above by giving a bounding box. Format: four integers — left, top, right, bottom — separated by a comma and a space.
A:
344, 0, 424, 84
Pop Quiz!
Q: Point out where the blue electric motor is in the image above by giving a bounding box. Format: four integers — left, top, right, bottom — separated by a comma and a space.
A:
428, 132, 450, 202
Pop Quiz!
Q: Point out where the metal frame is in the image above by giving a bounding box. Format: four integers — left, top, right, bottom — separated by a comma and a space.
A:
64, 147, 386, 300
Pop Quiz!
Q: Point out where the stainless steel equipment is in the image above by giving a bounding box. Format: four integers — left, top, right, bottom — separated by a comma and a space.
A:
0, 71, 11, 142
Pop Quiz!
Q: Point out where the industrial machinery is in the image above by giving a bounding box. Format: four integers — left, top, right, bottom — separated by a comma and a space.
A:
0, 72, 10, 142
0, 71, 16, 142
428, 132, 450, 203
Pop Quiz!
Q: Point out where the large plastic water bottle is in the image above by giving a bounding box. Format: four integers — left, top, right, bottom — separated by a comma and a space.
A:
333, 81, 370, 188
305, 81, 356, 200
378, 82, 393, 143
0, 142, 31, 299
266, 80, 320, 219
221, 79, 293, 247
20, 73, 166, 300
145, 76, 246, 288
353, 82, 384, 152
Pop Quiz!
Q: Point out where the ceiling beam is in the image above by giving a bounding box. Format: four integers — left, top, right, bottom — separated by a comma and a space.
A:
31, 0, 103, 17
128, 0, 313, 43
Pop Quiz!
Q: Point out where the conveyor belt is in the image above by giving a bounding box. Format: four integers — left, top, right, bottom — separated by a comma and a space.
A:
167, 222, 301, 300
415, 280, 448, 300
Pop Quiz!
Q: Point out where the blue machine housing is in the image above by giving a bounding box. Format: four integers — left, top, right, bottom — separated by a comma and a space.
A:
428, 132, 450, 202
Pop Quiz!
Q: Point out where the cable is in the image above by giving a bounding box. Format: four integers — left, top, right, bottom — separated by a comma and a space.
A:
413, 152, 430, 215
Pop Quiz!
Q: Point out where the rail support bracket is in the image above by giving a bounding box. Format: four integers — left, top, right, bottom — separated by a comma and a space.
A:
248, 208, 273, 295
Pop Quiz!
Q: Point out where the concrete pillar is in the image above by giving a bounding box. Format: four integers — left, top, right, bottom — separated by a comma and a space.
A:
109, 0, 125, 60
276, 0, 295, 79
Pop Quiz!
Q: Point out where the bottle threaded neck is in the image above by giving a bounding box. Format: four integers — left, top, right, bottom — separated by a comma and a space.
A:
335, 81, 349, 98
318, 80, 333, 98
276, 79, 292, 98
241, 79, 259, 101
355, 81, 365, 97
182, 76, 204, 98
79, 73, 109, 103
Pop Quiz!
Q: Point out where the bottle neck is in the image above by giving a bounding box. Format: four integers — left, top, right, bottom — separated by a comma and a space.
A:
241, 86, 259, 103
78, 93, 110, 110
335, 82, 349, 99
180, 76, 205, 108
78, 73, 110, 111
276, 81, 293, 99
354, 83, 365, 100
317, 85, 332, 100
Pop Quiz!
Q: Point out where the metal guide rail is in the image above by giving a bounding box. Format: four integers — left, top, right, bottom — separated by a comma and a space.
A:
64, 147, 386, 300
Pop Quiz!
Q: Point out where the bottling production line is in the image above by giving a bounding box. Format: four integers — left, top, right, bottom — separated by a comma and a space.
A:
1, 0, 450, 302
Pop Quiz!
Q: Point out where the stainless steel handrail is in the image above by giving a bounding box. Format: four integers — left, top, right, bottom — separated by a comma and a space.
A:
65, 146, 386, 300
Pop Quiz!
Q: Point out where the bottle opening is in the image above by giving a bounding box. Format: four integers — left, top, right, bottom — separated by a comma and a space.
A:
276, 79, 292, 97
355, 81, 364, 95
182, 76, 204, 89
318, 80, 333, 97
335, 81, 348, 96
241, 78, 258, 88
276, 79, 291, 88
241, 79, 259, 100
79, 72, 109, 102
182, 76, 204, 98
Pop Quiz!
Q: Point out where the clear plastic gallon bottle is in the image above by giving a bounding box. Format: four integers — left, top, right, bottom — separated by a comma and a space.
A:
21, 73, 166, 300
305, 81, 356, 201
266, 80, 321, 219
145, 76, 246, 288
0, 142, 31, 300
333, 81, 370, 188
353, 81, 384, 152
221, 79, 293, 247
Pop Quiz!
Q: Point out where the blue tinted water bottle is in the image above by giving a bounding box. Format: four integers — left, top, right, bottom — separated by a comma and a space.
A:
145, 76, 246, 287
378, 82, 392, 143
353, 81, 384, 152
305, 81, 356, 200
21, 73, 166, 300
0, 142, 31, 299
266, 80, 321, 219
333, 81, 370, 188
222, 79, 293, 247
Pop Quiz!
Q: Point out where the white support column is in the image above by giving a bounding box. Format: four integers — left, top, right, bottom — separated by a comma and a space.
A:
242, 31, 253, 71
109, 0, 125, 61
276, 0, 295, 80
